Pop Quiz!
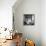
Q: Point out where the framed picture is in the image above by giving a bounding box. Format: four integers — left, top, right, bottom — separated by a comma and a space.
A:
23, 14, 35, 25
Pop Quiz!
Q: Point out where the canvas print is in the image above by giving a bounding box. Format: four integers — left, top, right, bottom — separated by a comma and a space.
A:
23, 14, 35, 25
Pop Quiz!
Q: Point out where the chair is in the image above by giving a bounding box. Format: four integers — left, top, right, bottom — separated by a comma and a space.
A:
25, 40, 35, 46
14, 33, 23, 46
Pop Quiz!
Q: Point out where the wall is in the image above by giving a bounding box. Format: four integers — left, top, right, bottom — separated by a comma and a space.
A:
0, 0, 16, 30
41, 0, 46, 46
13, 0, 41, 46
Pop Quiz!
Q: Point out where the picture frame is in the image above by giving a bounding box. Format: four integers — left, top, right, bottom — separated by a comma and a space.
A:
23, 14, 35, 25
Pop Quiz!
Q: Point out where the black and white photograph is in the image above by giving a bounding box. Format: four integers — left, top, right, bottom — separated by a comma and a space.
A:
23, 14, 35, 25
